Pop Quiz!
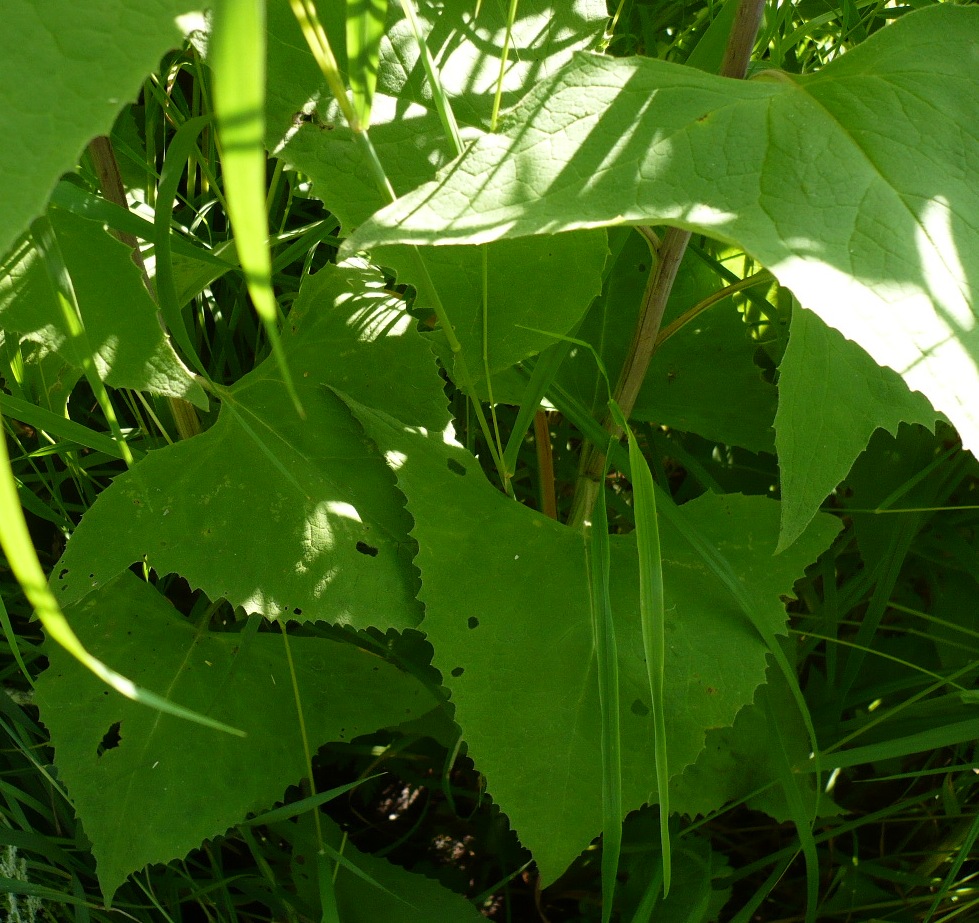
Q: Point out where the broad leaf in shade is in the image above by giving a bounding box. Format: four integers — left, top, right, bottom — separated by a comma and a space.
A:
34, 572, 439, 900
376, 233, 608, 385
264, 1, 609, 380
51, 263, 447, 629
347, 397, 840, 883
277, 813, 485, 923
0, 207, 206, 406
344, 6, 979, 459
775, 306, 940, 551
557, 229, 777, 452
669, 666, 829, 822
0, 0, 203, 260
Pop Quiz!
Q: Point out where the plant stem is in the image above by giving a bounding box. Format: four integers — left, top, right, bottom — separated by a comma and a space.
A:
568, 0, 767, 527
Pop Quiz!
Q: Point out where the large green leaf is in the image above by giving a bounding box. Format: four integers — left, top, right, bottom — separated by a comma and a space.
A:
51, 263, 447, 629
344, 6, 979, 462
0, 0, 202, 261
0, 207, 206, 405
347, 398, 840, 884
34, 572, 439, 900
775, 306, 940, 551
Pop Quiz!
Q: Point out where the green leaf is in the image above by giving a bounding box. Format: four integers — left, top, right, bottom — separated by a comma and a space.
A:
0, 0, 202, 261
670, 666, 830, 823
344, 6, 979, 460
34, 572, 438, 900
588, 467, 623, 921
0, 207, 206, 406
775, 306, 940, 551
375, 233, 608, 386
51, 263, 447, 629
346, 398, 840, 884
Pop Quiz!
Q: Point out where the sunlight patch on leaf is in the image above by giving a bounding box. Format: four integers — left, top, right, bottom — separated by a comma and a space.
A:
50, 264, 448, 629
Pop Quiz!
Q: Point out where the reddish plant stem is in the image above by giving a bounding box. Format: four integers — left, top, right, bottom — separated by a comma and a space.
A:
568, 0, 767, 527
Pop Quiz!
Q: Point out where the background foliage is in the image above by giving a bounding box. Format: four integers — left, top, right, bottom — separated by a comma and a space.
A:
2, 0, 979, 921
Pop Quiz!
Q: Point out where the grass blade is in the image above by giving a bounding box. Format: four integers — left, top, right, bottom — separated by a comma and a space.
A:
588, 457, 622, 923
347, 0, 388, 132
212, 0, 304, 418
608, 400, 671, 895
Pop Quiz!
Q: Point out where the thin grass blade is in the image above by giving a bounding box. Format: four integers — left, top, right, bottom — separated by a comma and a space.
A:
398, 0, 463, 150
317, 849, 341, 923
588, 459, 622, 923
608, 400, 671, 895
768, 692, 819, 923
212, 0, 304, 417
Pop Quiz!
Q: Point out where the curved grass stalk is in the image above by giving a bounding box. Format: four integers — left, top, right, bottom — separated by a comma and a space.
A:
213, 0, 305, 419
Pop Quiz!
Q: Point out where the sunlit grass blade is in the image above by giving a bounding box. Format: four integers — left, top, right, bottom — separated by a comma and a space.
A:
346, 0, 389, 132
212, 0, 304, 418
608, 400, 671, 895
588, 457, 622, 923
397, 0, 463, 150
0, 410, 244, 737
289, 0, 358, 130
288, 0, 507, 488
0, 393, 127, 459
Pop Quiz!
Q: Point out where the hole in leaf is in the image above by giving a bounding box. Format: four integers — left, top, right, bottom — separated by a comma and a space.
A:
97, 721, 122, 757
630, 698, 650, 717
451, 667, 464, 677
356, 541, 379, 557
467, 617, 479, 629
293, 607, 303, 615
58, 568, 68, 580
447, 458, 466, 477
